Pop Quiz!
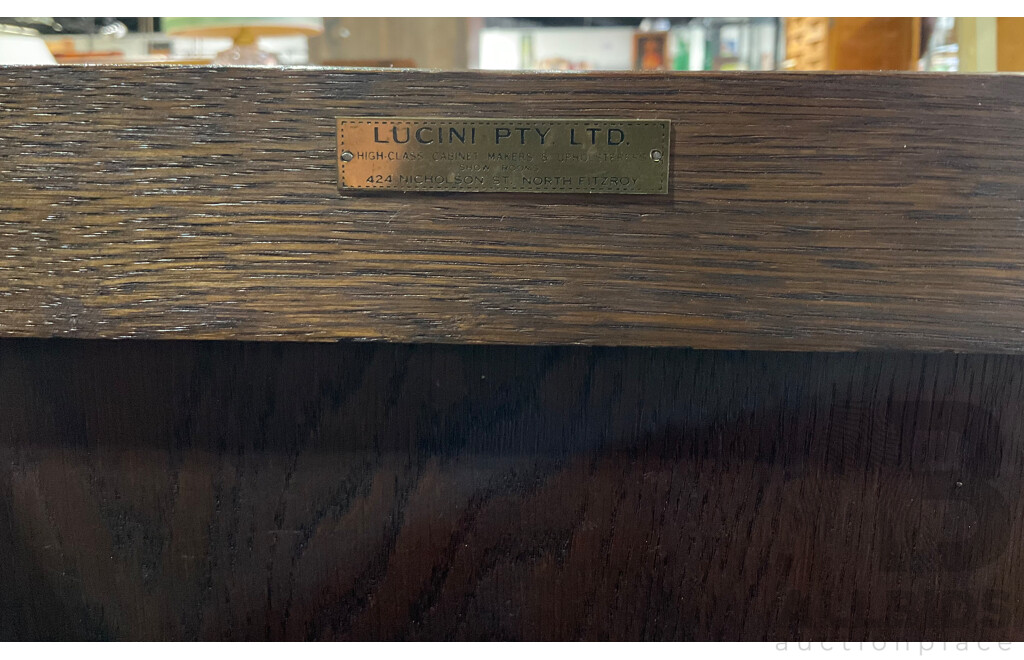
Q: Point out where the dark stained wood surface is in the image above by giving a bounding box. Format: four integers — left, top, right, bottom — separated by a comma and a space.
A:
2, 338, 1023, 640
3, 67, 1024, 351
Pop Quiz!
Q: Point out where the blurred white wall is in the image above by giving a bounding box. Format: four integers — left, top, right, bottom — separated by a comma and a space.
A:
479, 27, 635, 70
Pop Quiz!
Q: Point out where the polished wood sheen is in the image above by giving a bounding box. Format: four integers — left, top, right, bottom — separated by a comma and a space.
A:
3, 67, 1024, 351
2, 339, 1023, 640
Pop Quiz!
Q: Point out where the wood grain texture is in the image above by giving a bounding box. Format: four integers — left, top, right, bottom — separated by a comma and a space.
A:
1, 338, 1023, 640
3, 67, 1024, 351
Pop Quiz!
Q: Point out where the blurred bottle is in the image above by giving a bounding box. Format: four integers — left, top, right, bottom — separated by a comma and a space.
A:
668, 21, 708, 71
922, 17, 958, 71
671, 26, 689, 70
700, 18, 780, 71
520, 33, 534, 69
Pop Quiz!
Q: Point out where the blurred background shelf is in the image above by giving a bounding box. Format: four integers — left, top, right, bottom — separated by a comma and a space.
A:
5, 16, 1022, 72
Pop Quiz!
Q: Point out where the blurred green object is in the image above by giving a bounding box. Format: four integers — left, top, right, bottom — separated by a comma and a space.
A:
672, 29, 689, 71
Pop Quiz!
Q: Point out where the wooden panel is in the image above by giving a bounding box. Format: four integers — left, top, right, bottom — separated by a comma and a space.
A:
1, 338, 1023, 640
785, 17, 829, 70
828, 18, 922, 71
997, 18, 1024, 72
3, 67, 1024, 352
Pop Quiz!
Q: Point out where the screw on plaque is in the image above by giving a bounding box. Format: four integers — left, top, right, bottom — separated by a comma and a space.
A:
650, 149, 663, 162
340, 151, 354, 162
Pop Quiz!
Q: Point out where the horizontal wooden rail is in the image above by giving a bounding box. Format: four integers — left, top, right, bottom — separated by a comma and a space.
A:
2, 67, 1024, 351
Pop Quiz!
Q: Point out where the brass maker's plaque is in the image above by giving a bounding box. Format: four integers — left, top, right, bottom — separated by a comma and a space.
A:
337, 118, 670, 194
